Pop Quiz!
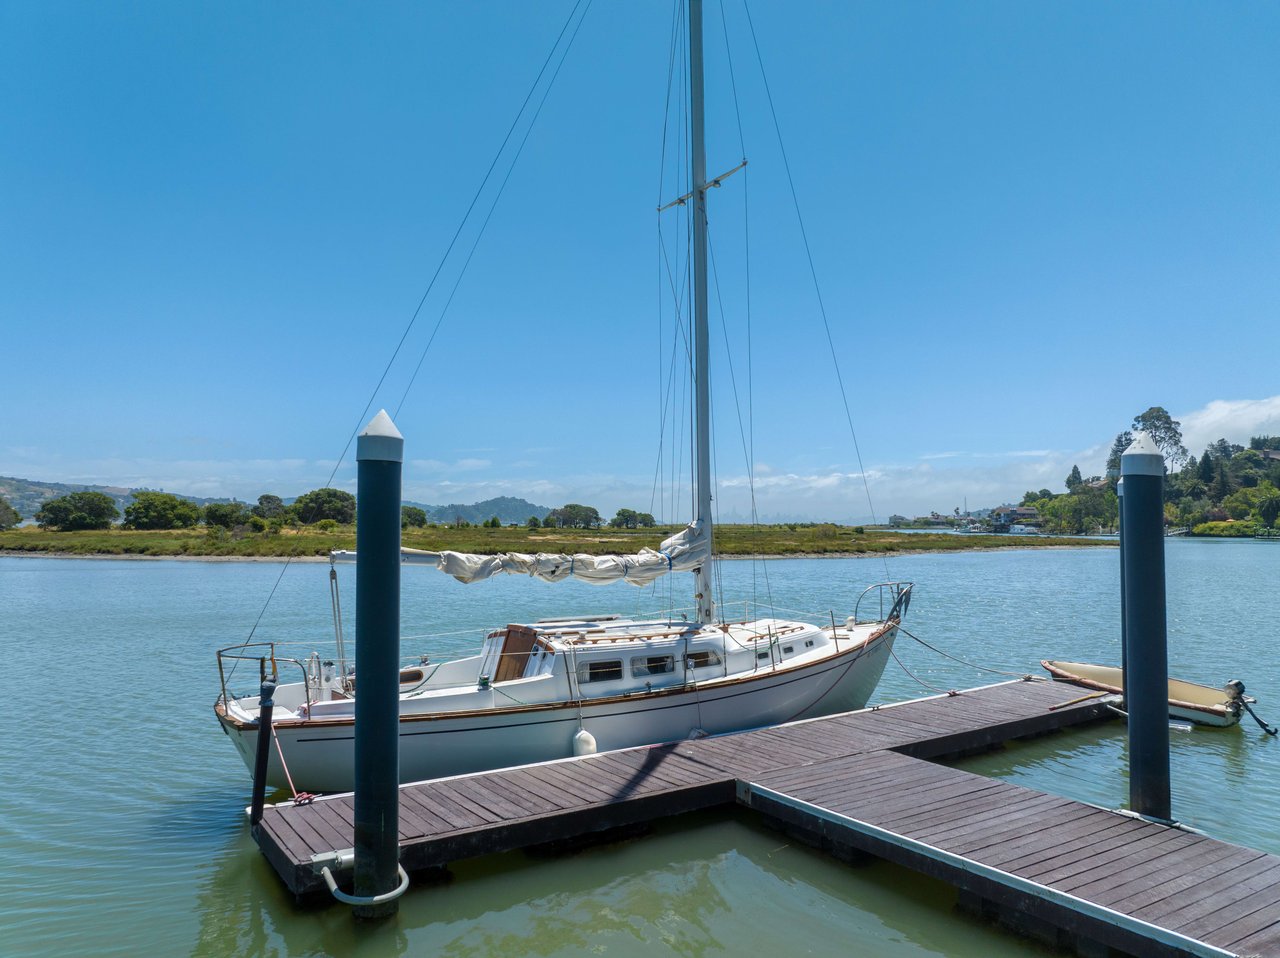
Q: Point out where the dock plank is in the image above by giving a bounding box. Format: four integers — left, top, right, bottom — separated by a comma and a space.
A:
253, 678, 1280, 958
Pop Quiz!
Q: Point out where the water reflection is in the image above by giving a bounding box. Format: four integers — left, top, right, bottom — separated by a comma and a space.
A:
179, 807, 1046, 958
5, 541, 1279, 958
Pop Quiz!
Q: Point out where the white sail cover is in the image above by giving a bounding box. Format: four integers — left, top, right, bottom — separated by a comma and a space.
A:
331, 521, 710, 587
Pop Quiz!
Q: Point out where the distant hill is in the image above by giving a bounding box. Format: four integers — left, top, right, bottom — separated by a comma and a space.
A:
0, 476, 550, 527
0, 476, 240, 521
409, 496, 551, 526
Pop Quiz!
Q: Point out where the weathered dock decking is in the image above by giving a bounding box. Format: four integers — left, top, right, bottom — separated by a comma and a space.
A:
254, 679, 1280, 957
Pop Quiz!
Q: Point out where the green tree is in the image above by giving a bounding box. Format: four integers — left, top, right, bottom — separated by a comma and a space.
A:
1131, 407, 1189, 467
610, 508, 639, 529
526, 515, 541, 529
1105, 431, 1134, 478
203, 502, 250, 528
636, 512, 656, 527
1209, 438, 1244, 460
1228, 448, 1264, 489
292, 487, 356, 524
124, 491, 202, 530
1210, 462, 1233, 502
1221, 490, 1253, 520
35, 491, 120, 530
252, 494, 285, 519
1257, 487, 1280, 528
1176, 498, 1210, 530
1197, 450, 1214, 484
1065, 464, 1083, 492
541, 514, 558, 529
401, 506, 427, 529
547, 504, 601, 529
0, 495, 20, 530
484, 516, 502, 528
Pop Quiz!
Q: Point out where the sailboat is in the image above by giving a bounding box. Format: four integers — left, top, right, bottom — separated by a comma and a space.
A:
214, 1, 912, 795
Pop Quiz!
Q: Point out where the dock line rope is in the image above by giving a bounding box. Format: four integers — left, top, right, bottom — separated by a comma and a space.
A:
898, 625, 1037, 680
888, 643, 958, 697
271, 729, 315, 805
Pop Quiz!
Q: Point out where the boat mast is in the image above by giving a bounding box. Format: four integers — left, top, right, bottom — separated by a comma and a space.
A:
689, 0, 715, 624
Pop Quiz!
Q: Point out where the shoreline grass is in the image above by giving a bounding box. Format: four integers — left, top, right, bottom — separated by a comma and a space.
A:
0, 524, 1111, 560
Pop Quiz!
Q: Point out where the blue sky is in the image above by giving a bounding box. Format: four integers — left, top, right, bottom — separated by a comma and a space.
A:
3, 1, 1278, 522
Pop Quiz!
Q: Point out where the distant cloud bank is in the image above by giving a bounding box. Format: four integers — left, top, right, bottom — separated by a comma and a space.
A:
6, 395, 1279, 523
1177, 397, 1280, 459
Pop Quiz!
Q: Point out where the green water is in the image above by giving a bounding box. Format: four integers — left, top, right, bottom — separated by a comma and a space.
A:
2, 540, 1276, 957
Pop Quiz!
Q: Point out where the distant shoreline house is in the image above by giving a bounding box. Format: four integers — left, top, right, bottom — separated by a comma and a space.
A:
991, 504, 1040, 533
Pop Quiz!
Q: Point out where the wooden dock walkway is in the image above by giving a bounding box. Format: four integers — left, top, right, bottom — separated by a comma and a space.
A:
253, 679, 1280, 958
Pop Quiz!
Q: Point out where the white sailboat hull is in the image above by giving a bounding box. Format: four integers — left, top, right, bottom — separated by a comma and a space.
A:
219, 624, 897, 794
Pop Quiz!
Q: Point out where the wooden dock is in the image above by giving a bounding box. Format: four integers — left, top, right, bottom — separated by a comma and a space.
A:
253, 679, 1280, 957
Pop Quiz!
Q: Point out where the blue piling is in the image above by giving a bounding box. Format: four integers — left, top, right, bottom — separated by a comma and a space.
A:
1117, 479, 1127, 709
249, 676, 277, 829
353, 410, 404, 917
1120, 432, 1171, 821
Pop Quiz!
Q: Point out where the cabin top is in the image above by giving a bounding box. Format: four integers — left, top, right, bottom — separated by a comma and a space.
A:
503, 616, 812, 647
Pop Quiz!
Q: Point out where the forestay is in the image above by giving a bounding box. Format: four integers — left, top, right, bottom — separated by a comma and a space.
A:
330, 521, 710, 587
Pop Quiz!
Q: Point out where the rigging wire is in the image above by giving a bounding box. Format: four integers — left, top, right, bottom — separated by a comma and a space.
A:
395, 0, 595, 416
707, 228, 773, 615
653, 0, 696, 616
741, 0, 889, 581
716, 0, 768, 619
238, 0, 591, 646
342, 0, 591, 472
652, 0, 683, 569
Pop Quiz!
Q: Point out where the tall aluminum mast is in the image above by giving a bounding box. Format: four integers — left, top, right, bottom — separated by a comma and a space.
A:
689, 0, 715, 624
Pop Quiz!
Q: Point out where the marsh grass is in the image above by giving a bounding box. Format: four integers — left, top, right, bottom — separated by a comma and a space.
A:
0, 523, 1105, 559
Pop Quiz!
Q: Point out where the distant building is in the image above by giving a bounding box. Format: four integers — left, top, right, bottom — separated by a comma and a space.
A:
991, 504, 1040, 533
888, 514, 908, 526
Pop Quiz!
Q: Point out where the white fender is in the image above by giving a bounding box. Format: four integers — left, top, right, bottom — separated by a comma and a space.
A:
572, 727, 597, 756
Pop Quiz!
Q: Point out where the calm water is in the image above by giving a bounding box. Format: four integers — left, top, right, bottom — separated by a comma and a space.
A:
2, 540, 1277, 957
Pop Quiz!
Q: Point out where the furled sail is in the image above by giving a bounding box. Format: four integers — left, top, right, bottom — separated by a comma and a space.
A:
330, 521, 710, 587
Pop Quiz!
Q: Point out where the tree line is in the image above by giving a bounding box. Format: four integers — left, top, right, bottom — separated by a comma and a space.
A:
2, 488, 357, 532
403, 502, 658, 532
1023, 407, 1280, 536
2, 487, 663, 536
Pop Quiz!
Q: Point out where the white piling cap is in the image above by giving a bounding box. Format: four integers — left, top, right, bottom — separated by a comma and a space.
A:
1121, 431, 1163, 477
356, 409, 404, 463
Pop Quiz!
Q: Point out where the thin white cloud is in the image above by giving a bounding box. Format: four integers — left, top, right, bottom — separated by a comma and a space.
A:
409, 458, 494, 473
920, 449, 1054, 462
1178, 397, 1280, 458
9, 394, 1278, 520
